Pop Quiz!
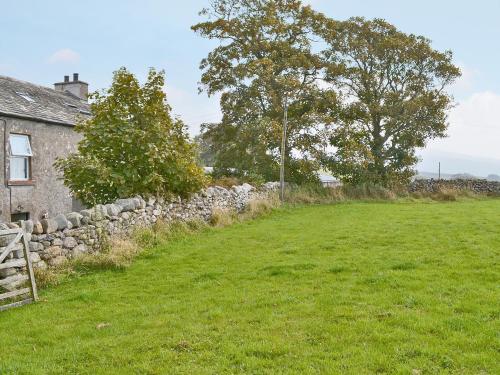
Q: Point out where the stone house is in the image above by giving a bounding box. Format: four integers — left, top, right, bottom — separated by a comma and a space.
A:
0, 73, 90, 222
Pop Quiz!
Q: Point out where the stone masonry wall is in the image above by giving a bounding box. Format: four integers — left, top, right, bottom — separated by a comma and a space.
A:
409, 179, 500, 194
0, 116, 82, 222
0, 183, 277, 291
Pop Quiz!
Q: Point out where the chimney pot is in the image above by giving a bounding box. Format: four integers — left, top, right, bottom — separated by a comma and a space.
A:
54, 73, 89, 101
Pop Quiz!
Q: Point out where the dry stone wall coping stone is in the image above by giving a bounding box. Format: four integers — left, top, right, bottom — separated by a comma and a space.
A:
54, 214, 69, 231
409, 179, 500, 194
41, 218, 58, 234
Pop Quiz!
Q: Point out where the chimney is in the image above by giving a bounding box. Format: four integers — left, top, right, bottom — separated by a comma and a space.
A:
54, 73, 89, 101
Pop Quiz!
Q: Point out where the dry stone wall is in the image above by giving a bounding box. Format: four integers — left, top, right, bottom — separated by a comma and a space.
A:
409, 179, 500, 194
0, 183, 277, 289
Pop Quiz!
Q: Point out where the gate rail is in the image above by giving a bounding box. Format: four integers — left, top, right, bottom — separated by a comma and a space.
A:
0, 224, 38, 312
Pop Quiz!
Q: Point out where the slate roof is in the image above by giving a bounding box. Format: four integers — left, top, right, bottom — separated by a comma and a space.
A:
0, 75, 91, 126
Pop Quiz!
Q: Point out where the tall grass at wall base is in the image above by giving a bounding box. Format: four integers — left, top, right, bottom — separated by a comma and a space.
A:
33, 236, 142, 289
210, 196, 280, 227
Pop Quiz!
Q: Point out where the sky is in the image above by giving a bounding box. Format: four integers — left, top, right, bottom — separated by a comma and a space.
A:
1, 0, 499, 176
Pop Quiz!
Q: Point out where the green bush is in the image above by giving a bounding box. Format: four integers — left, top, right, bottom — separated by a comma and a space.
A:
55, 67, 206, 206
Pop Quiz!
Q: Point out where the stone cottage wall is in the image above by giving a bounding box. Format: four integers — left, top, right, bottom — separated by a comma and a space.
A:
0, 115, 82, 222
0, 183, 277, 290
409, 179, 500, 194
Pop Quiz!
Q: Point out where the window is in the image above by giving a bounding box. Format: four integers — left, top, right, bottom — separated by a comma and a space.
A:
9, 134, 33, 181
15, 92, 35, 103
11, 212, 29, 222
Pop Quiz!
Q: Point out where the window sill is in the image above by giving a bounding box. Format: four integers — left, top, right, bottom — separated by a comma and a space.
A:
8, 180, 35, 186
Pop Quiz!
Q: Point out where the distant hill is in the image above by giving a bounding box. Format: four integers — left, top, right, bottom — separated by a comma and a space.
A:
450, 173, 478, 180
416, 149, 500, 178
487, 174, 500, 181
416, 171, 500, 181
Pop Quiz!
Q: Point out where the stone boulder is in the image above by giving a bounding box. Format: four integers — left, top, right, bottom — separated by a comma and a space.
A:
71, 244, 87, 259
41, 218, 58, 234
23, 220, 34, 234
80, 209, 92, 218
0, 267, 17, 278
95, 205, 109, 219
32, 221, 43, 234
33, 260, 47, 269
0, 234, 17, 247
66, 212, 83, 228
81, 208, 104, 221
51, 238, 63, 247
29, 241, 44, 252
263, 181, 280, 191
116, 198, 137, 212
134, 197, 146, 209
48, 256, 67, 267
54, 214, 69, 230
63, 237, 78, 249
30, 252, 41, 263
105, 203, 122, 217
41, 246, 62, 261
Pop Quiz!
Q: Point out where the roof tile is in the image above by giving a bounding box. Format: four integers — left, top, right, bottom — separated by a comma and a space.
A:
0, 75, 91, 126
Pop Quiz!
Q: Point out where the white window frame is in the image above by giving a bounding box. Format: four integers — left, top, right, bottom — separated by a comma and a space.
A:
9, 134, 33, 181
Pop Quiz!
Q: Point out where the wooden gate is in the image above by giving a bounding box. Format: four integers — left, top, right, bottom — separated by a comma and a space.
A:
0, 224, 38, 312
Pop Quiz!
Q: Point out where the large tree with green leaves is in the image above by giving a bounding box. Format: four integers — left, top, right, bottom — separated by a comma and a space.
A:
192, 0, 336, 183
320, 17, 461, 186
55, 68, 206, 206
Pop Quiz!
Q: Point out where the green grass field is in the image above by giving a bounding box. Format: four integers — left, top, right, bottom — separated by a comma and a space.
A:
0, 200, 499, 374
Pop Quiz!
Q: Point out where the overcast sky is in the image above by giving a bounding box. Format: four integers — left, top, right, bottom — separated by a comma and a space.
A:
1, 0, 499, 175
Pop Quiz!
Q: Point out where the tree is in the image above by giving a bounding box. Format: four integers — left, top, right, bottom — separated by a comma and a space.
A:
55, 68, 206, 206
193, 132, 215, 167
192, 0, 336, 184
320, 17, 461, 186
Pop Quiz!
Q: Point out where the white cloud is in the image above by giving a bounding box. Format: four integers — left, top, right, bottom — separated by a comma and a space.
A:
47, 48, 80, 64
451, 63, 480, 95
426, 91, 500, 159
164, 85, 221, 136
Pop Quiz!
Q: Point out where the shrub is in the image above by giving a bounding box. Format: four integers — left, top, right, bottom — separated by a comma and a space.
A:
55, 67, 206, 206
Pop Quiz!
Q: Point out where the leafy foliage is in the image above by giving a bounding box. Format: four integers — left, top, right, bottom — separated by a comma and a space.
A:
192, 0, 336, 184
319, 17, 461, 186
56, 68, 206, 206
193, 133, 215, 167
194, 3, 460, 187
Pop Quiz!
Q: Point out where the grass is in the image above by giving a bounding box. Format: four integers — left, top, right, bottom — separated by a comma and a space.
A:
0, 200, 499, 374
32, 198, 279, 289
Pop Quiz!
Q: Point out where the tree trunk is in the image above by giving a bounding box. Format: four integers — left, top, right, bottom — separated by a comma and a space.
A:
370, 120, 387, 185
